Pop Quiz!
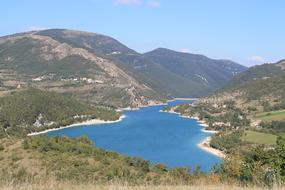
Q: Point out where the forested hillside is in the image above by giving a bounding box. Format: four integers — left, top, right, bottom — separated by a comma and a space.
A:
0, 88, 120, 137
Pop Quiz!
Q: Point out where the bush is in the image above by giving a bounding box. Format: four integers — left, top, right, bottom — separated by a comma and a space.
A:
152, 164, 168, 173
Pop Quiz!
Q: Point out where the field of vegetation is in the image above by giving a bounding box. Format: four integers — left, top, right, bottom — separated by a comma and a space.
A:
1, 184, 283, 190
252, 109, 285, 122
241, 130, 277, 145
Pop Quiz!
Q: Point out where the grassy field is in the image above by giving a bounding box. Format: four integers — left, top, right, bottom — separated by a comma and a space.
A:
1, 184, 285, 190
241, 130, 277, 145
252, 109, 285, 122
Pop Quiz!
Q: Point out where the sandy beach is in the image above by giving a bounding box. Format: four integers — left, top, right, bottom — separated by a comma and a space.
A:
198, 137, 225, 158
201, 129, 218, 134
28, 115, 126, 136
171, 98, 199, 101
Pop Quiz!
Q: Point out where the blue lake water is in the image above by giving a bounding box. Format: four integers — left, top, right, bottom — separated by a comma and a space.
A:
48, 100, 221, 171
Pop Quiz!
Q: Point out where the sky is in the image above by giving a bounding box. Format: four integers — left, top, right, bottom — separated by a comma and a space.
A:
1, 0, 285, 66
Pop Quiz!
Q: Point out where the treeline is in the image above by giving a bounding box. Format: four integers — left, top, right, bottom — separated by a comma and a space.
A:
262, 101, 285, 112
259, 121, 285, 135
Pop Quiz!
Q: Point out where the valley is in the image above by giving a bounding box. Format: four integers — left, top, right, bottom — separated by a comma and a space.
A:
0, 29, 284, 189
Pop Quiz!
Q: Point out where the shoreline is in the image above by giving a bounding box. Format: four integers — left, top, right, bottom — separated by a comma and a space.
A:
117, 102, 168, 112
27, 98, 226, 158
27, 115, 126, 136
161, 108, 225, 158
28, 98, 193, 136
171, 98, 199, 101
198, 137, 225, 158
117, 97, 197, 112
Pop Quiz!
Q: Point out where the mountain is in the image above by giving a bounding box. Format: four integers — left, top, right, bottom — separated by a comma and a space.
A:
0, 29, 246, 106
143, 48, 247, 95
0, 29, 161, 107
37, 29, 247, 97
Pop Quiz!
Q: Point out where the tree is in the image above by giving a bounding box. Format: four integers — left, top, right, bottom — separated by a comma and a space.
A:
275, 134, 285, 182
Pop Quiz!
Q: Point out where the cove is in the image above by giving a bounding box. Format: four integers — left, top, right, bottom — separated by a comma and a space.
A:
48, 100, 221, 172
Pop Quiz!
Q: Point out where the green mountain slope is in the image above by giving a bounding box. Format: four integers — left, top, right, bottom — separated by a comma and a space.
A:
222, 62, 284, 91
201, 60, 285, 113
144, 48, 247, 93
221, 61, 285, 100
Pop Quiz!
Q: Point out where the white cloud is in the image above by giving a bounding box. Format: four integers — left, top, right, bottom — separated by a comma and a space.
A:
26, 26, 47, 31
113, 0, 160, 7
248, 55, 265, 63
180, 49, 190, 53
113, 0, 142, 6
147, 0, 160, 8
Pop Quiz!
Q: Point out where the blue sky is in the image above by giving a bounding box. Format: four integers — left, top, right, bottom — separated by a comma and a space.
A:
1, 0, 284, 66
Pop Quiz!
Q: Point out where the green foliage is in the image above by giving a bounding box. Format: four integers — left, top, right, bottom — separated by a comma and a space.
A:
214, 134, 285, 186
152, 164, 168, 173
23, 135, 95, 155
210, 131, 244, 153
275, 134, 285, 181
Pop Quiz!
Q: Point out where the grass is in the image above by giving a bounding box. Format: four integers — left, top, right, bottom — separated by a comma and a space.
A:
253, 109, 285, 122
241, 130, 277, 145
1, 184, 284, 190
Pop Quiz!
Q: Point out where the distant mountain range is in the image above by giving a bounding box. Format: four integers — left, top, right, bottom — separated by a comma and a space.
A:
0, 29, 247, 107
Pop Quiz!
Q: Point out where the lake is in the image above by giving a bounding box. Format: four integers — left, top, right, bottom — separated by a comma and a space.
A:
48, 100, 221, 171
